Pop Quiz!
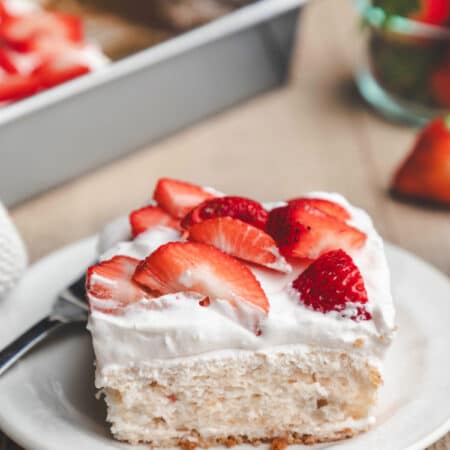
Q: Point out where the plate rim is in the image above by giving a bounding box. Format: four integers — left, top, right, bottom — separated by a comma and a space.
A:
0, 236, 449, 450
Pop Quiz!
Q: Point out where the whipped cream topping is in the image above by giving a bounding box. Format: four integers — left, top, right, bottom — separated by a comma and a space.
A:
88, 192, 395, 371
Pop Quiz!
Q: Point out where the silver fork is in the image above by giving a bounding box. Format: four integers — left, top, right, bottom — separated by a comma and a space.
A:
0, 271, 89, 376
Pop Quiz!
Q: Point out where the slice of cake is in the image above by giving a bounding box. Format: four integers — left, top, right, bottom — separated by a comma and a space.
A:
87, 178, 395, 448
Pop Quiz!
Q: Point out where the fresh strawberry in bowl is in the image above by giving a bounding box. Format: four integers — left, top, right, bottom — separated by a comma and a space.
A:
373, 0, 450, 26
408, 0, 450, 25
358, 0, 450, 123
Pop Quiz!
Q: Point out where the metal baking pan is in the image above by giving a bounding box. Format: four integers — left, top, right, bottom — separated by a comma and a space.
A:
0, 0, 307, 206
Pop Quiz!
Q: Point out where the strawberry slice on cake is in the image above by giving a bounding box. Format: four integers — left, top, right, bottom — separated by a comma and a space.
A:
154, 178, 219, 219
87, 178, 395, 449
133, 241, 269, 313
188, 216, 290, 272
267, 202, 366, 260
292, 249, 371, 321
182, 196, 268, 230
86, 255, 150, 314
129, 205, 180, 237
287, 197, 351, 221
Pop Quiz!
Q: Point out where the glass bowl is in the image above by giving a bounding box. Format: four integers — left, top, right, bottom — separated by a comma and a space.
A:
355, 0, 450, 125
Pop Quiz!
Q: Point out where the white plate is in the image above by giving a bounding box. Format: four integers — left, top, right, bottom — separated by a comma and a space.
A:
0, 237, 449, 450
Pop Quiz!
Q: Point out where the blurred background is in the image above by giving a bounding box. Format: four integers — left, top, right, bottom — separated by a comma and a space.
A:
3, 0, 447, 275
1, 0, 449, 448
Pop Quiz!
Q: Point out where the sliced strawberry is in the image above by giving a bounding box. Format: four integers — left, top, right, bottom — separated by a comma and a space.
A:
188, 217, 290, 272
0, 46, 19, 74
0, 11, 83, 51
182, 196, 268, 230
129, 205, 180, 237
33, 59, 90, 88
86, 256, 150, 313
133, 241, 269, 313
0, 1, 10, 22
292, 249, 371, 321
153, 178, 217, 219
0, 73, 41, 101
267, 203, 366, 260
391, 116, 450, 205
288, 197, 350, 221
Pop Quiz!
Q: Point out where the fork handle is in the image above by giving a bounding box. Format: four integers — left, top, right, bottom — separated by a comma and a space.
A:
0, 316, 65, 377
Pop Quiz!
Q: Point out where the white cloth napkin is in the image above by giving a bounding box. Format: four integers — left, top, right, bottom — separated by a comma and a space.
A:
0, 203, 27, 299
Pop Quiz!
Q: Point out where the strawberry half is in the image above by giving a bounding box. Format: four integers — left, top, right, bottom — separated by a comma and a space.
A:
292, 249, 371, 321
188, 217, 290, 272
391, 116, 450, 205
133, 241, 269, 313
86, 256, 150, 313
129, 205, 180, 237
153, 178, 217, 219
267, 203, 366, 260
288, 197, 350, 221
182, 196, 268, 230
33, 59, 90, 88
0, 73, 41, 101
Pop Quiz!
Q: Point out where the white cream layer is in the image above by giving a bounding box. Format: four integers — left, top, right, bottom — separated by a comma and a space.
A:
88, 192, 395, 371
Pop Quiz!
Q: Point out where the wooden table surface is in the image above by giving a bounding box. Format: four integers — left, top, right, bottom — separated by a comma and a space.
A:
3, 0, 449, 448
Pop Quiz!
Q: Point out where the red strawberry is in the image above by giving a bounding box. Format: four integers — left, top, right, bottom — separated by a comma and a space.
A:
188, 217, 290, 272
86, 256, 150, 313
267, 203, 366, 260
0, 11, 83, 51
181, 196, 268, 230
133, 241, 269, 313
129, 205, 180, 237
0, 73, 41, 101
409, 0, 450, 25
292, 249, 371, 321
153, 178, 217, 219
33, 59, 90, 88
288, 197, 350, 221
0, 47, 19, 74
391, 116, 450, 205
0, 1, 10, 22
